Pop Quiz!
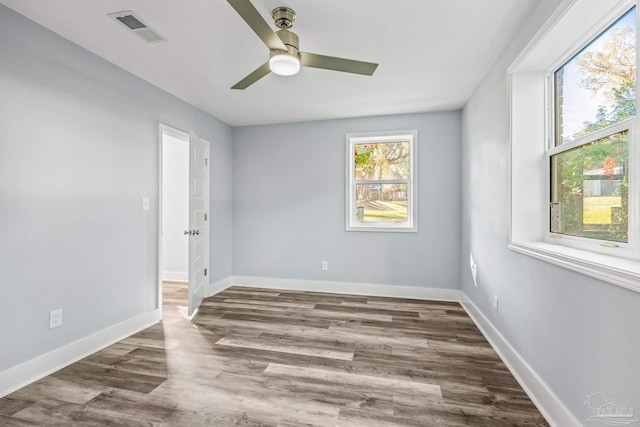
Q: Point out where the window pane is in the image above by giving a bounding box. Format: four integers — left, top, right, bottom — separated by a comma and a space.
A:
354, 142, 410, 180
355, 183, 408, 223
551, 131, 629, 243
555, 7, 636, 145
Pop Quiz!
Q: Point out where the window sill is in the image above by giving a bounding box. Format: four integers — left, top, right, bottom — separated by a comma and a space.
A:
508, 241, 640, 293
346, 225, 417, 233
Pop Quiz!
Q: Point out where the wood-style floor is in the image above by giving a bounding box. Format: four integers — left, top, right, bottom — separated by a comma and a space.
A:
0, 285, 549, 426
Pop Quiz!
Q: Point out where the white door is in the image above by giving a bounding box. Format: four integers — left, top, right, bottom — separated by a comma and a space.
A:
188, 131, 207, 316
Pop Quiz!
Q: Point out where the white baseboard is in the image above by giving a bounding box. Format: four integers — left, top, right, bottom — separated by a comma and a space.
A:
459, 296, 581, 427
206, 276, 233, 297
163, 271, 188, 282
226, 276, 578, 427
0, 309, 159, 398
1, 275, 579, 427
231, 276, 463, 301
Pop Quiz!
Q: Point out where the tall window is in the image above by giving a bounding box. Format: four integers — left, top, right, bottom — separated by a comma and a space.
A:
550, 7, 636, 247
509, 0, 640, 291
346, 131, 417, 232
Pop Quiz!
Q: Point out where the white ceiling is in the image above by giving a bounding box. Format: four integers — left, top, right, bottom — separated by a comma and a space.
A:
1, 0, 534, 126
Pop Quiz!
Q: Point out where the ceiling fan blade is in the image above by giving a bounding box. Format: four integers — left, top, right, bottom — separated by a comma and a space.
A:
227, 0, 287, 52
300, 52, 378, 76
231, 61, 271, 89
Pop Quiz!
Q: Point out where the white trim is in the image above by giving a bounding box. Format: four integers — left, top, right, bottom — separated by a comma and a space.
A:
459, 296, 582, 427
158, 124, 211, 319
345, 130, 418, 233
507, 0, 577, 73
158, 123, 191, 319
203, 140, 211, 304
0, 309, 159, 398
1, 274, 582, 427
206, 276, 233, 297
508, 0, 640, 291
546, 120, 632, 156
508, 0, 632, 73
232, 276, 462, 301
509, 241, 640, 292
159, 123, 189, 140
219, 276, 580, 426
162, 271, 188, 282
157, 124, 164, 319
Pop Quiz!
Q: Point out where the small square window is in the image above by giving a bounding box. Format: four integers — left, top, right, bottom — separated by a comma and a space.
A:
346, 131, 417, 232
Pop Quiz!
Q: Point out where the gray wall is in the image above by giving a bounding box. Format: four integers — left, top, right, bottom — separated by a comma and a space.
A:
6, 1, 637, 422
233, 112, 462, 288
461, 0, 640, 422
0, 5, 233, 372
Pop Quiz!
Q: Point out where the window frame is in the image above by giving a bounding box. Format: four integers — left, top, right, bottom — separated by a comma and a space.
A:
544, 4, 637, 257
508, 0, 640, 293
345, 130, 418, 232
545, 121, 634, 253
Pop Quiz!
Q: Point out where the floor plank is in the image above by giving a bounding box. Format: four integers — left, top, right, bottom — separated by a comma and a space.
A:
1, 285, 548, 426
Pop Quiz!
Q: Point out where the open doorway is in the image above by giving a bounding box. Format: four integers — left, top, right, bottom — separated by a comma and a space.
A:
160, 126, 189, 317
158, 124, 210, 320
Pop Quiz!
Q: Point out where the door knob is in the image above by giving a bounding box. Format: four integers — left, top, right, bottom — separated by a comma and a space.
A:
184, 230, 191, 235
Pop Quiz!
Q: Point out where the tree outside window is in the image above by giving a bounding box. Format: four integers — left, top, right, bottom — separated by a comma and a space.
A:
346, 131, 417, 232
552, 7, 635, 243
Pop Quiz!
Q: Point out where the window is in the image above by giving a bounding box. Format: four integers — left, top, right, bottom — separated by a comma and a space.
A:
550, 8, 635, 246
346, 131, 417, 232
509, 0, 640, 292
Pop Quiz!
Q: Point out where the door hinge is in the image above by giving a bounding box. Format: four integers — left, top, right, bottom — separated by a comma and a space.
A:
204, 213, 208, 221
204, 268, 207, 276
205, 157, 208, 167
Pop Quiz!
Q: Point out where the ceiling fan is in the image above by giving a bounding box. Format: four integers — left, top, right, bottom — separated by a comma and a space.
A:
227, 0, 379, 89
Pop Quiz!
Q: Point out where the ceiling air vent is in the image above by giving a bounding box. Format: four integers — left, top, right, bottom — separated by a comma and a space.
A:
108, 11, 166, 43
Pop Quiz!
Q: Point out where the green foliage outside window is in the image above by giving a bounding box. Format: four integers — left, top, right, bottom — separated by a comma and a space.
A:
553, 15, 634, 243
354, 142, 410, 222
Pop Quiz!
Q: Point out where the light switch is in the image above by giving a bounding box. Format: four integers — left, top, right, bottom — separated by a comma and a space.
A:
142, 197, 150, 211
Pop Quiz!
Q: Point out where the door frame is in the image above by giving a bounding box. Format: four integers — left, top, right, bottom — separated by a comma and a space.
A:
157, 123, 210, 319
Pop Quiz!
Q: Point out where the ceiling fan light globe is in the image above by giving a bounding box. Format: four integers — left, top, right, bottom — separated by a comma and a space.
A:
269, 54, 300, 76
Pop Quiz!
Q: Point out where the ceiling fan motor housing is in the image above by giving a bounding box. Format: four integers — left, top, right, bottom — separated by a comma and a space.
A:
271, 7, 299, 60
272, 29, 300, 59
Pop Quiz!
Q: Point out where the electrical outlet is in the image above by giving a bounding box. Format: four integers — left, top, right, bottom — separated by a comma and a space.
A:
142, 197, 150, 211
493, 296, 499, 311
49, 309, 63, 329
321, 260, 329, 271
